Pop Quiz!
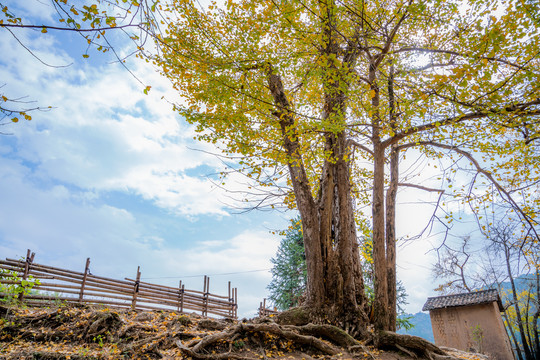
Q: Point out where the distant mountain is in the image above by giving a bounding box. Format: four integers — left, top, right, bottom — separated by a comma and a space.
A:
397, 312, 434, 343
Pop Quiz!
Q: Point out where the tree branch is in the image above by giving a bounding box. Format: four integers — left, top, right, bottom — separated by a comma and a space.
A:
348, 139, 374, 157
398, 183, 444, 193
393, 47, 529, 70
384, 99, 540, 148
398, 141, 540, 239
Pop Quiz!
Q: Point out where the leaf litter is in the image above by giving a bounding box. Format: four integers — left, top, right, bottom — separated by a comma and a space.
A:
0, 304, 488, 360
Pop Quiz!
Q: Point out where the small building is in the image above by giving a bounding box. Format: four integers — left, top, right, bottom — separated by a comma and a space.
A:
422, 289, 515, 360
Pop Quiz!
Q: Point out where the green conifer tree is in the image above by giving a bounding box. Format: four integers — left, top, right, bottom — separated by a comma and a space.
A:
267, 218, 306, 310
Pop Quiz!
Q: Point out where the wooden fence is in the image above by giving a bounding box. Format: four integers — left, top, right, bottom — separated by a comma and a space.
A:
0, 250, 237, 319
258, 298, 279, 317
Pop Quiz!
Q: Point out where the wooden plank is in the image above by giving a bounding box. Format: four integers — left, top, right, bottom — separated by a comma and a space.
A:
12, 259, 133, 287
82, 277, 134, 293
31, 287, 80, 296
0, 259, 26, 269
234, 288, 238, 318
23, 268, 85, 284
125, 278, 181, 292
33, 282, 81, 290
76, 282, 132, 297
7, 259, 86, 278
125, 278, 212, 299
0, 263, 25, 274
26, 270, 134, 295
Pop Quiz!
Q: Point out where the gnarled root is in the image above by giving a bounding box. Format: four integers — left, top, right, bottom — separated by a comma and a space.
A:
175, 322, 352, 359
375, 331, 459, 360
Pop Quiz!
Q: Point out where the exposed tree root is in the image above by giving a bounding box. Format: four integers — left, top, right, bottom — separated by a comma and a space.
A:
293, 323, 360, 347
1, 304, 485, 360
176, 339, 256, 360
375, 331, 460, 360
176, 322, 342, 358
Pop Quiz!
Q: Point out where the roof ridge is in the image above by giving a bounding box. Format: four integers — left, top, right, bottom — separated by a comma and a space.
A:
422, 288, 503, 312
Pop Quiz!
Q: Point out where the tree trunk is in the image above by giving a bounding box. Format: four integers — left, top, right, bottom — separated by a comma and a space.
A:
373, 143, 389, 331
385, 144, 398, 332
370, 57, 391, 331
503, 310, 524, 360
266, 59, 368, 331
303, 144, 368, 328
532, 269, 539, 358
385, 64, 398, 332
505, 244, 534, 360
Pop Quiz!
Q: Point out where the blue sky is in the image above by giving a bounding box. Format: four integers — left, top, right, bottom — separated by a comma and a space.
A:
0, 0, 468, 317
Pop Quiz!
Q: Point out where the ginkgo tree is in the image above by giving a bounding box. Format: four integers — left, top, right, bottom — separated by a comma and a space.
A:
152, 0, 540, 334
0, 0, 158, 124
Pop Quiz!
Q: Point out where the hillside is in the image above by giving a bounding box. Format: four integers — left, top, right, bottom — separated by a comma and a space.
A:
0, 304, 489, 359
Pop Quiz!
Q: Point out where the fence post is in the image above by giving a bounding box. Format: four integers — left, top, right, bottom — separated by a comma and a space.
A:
202, 275, 209, 317
228, 281, 232, 318
178, 280, 185, 313
18, 249, 35, 302
131, 266, 141, 310
79, 258, 91, 303
234, 287, 238, 318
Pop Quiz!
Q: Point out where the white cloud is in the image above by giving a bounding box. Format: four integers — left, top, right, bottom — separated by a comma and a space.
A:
0, 152, 284, 317
136, 229, 280, 317
0, 28, 238, 216
4, 0, 57, 24
0, 15, 290, 319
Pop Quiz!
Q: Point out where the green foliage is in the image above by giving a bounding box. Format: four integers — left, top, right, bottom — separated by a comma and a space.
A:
396, 315, 414, 332
93, 334, 105, 348
471, 324, 484, 353
267, 218, 306, 310
397, 312, 434, 342
233, 340, 245, 349
0, 268, 40, 305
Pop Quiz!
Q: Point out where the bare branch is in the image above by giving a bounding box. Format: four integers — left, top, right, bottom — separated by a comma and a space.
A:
399, 141, 540, 240
398, 183, 444, 193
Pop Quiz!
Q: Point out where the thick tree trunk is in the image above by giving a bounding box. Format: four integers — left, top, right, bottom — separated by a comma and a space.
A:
267, 61, 368, 331
288, 0, 368, 330
303, 150, 368, 327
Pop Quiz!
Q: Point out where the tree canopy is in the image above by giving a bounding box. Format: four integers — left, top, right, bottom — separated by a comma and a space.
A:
153, 0, 540, 332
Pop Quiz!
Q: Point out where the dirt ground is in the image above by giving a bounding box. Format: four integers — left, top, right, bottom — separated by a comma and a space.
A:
0, 304, 487, 359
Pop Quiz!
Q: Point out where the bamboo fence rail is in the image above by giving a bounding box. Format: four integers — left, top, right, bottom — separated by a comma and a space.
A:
0, 249, 238, 319
258, 298, 279, 317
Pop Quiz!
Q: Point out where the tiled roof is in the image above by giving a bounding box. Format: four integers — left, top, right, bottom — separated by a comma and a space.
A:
422, 289, 503, 312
